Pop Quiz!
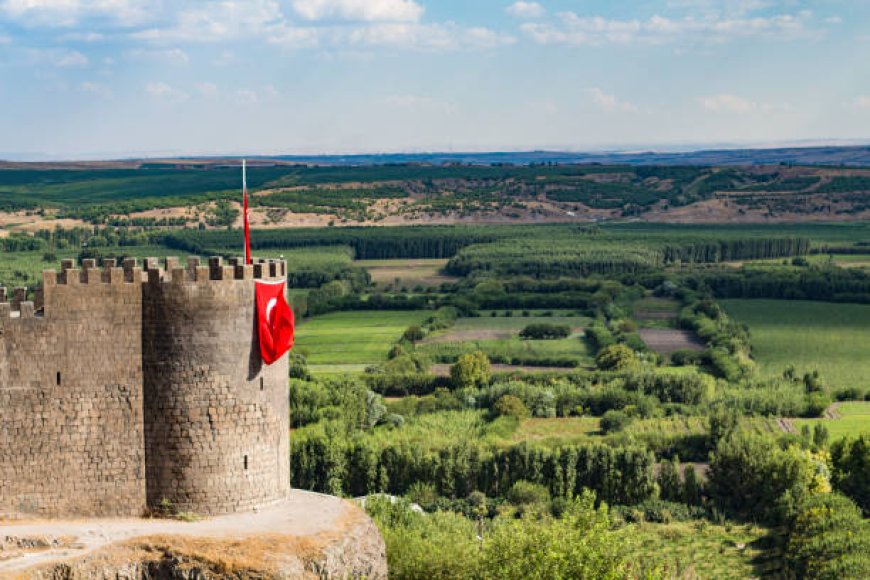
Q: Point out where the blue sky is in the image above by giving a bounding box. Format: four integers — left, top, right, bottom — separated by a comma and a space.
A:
0, 0, 868, 159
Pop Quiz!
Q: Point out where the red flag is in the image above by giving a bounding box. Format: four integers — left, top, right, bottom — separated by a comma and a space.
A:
243, 160, 251, 265
256, 279, 295, 365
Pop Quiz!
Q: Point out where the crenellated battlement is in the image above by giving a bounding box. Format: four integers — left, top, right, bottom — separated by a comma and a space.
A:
41, 258, 142, 288
0, 256, 286, 323
141, 256, 287, 285
0, 286, 36, 320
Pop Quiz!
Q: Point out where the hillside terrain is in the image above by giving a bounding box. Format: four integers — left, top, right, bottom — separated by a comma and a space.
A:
1, 161, 870, 237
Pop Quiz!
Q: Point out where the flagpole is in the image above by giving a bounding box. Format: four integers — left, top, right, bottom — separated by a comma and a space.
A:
242, 159, 246, 261
242, 159, 251, 265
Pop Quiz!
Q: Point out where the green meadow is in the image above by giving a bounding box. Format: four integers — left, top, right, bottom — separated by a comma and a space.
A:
721, 299, 870, 392
624, 521, 769, 579
794, 402, 870, 441
293, 310, 429, 369
445, 313, 593, 331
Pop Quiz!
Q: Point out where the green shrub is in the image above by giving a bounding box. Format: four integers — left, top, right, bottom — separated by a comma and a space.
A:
366, 496, 481, 579
494, 394, 530, 420
450, 351, 491, 389
805, 391, 831, 418
388, 344, 408, 359
657, 456, 682, 502
402, 325, 426, 343
519, 323, 571, 340
830, 435, 869, 515
595, 344, 638, 371
708, 433, 820, 523
288, 352, 311, 380
505, 480, 551, 516
784, 493, 870, 580
612, 499, 705, 523
670, 349, 702, 366
480, 491, 631, 580
405, 482, 440, 511
600, 410, 633, 433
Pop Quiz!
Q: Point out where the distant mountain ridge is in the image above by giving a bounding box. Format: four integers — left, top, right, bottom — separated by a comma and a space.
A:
256, 146, 870, 167
3, 144, 870, 168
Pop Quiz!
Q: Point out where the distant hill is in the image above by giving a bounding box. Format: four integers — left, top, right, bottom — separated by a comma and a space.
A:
235, 145, 870, 168
3, 145, 870, 168
1, 160, 868, 230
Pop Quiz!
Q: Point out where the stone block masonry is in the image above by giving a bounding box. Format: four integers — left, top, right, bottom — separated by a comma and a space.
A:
0, 257, 290, 519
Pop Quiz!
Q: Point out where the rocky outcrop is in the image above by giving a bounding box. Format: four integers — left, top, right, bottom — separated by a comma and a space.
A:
1, 492, 387, 580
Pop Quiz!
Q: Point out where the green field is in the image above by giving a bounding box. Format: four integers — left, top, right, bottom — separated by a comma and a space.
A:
418, 337, 592, 367
511, 417, 601, 446
457, 313, 592, 328
624, 521, 769, 579
356, 258, 454, 288
730, 253, 870, 270
722, 299, 870, 392
794, 402, 870, 441
414, 313, 594, 367
294, 310, 429, 368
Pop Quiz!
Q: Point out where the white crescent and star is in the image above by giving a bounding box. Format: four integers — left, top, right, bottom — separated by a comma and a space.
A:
265, 297, 277, 325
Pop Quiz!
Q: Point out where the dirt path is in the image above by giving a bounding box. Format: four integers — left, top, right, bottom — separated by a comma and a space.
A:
0, 490, 356, 574
824, 401, 842, 419
777, 418, 797, 434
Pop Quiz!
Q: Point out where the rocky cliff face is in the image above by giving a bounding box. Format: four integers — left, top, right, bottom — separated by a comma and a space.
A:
2, 492, 386, 580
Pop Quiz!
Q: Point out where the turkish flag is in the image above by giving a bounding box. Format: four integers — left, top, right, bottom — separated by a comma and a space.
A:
255, 279, 295, 365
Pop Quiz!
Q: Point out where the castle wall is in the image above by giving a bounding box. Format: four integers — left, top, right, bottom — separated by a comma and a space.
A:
0, 261, 146, 517
141, 258, 290, 515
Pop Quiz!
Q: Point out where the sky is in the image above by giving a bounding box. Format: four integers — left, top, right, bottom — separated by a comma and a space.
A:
0, 0, 869, 159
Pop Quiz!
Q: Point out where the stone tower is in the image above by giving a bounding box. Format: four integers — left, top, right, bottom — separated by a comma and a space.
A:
0, 256, 290, 519
141, 257, 290, 515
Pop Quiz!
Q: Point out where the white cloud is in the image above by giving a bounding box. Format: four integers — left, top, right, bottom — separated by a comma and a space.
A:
824, 16, 842, 25
464, 26, 515, 49
146, 81, 188, 102
507, 1, 544, 20
78, 80, 112, 98
59, 31, 105, 42
0, 33, 10, 44
125, 47, 190, 65
211, 50, 238, 66
700, 93, 763, 113
0, 0, 149, 27
53, 49, 88, 67
27, 48, 89, 68
386, 94, 456, 113
345, 22, 513, 51
235, 84, 279, 104
134, 0, 284, 42
856, 96, 870, 109
236, 88, 259, 104
666, 0, 771, 17
267, 25, 321, 48
589, 88, 638, 112
292, 0, 423, 22
522, 10, 813, 46
35, 49, 88, 68
197, 81, 218, 98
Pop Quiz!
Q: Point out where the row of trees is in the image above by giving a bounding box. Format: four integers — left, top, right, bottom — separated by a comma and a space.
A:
291, 435, 657, 506
689, 266, 870, 303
